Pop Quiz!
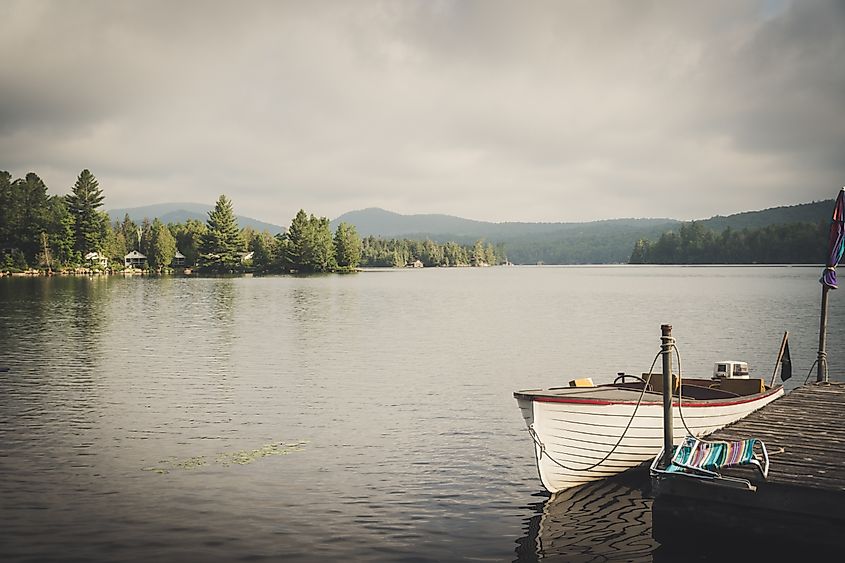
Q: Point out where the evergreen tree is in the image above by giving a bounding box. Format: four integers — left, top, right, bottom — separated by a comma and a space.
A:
147, 219, 177, 271
629, 239, 650, 264
170, 219, 206, 266
103, 227, 127, 265
333, 222, 362, 272
120, 214, 141, 251
485, 242, 498, 265
284, 209, 311, 271
472, 239, 486, 265
46, 196, 76, 265
66, 169, 105, 255
17, 173, 51, 263
0, 171, 12, 247
249, 231, 278, 273
198, 195, 244, 272
283, 210, 337, 273
139, 218, 153, 256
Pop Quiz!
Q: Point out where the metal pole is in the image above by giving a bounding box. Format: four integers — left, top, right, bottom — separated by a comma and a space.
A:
661, 324, 674, 468
818, 285, 830, 382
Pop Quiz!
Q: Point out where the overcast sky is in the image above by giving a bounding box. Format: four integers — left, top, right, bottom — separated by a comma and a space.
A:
1, 0, 843, 224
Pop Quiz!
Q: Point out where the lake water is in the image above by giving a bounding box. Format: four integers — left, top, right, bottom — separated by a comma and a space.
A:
1, 266, 842, 562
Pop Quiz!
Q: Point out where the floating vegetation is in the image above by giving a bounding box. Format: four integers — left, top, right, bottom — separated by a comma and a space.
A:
216, 441, 308, 466
141, 441, 307, 475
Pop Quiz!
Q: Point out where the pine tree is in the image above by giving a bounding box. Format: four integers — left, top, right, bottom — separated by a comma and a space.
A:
284, 210, 336, 272
198, 195, 244, 272
171, 219, 207, 266
66, 169, 105, 255
148, 219, 177, 271
17, 173, 51, 264
311, 216, 336, 272
333, 222, 362, 272
284, 209, 311, 271
249, 231, 278, 273
46, 196, 76, 265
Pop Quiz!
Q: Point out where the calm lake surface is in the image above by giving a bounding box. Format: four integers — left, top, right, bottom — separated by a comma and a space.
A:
1, 266, 842, 562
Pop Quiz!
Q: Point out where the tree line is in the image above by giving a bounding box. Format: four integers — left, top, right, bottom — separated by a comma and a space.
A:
360, 237, 503, 267
629, 220, 829, 264
1, 169, 505, 273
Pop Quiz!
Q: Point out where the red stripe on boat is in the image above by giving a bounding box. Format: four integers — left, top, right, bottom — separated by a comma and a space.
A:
528, 388, 781, 408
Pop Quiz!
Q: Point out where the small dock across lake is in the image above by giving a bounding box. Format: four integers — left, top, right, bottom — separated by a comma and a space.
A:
652, 381, 845, 551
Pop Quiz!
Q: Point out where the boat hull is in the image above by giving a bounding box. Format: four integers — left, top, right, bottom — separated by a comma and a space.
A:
516, 386, 784, 493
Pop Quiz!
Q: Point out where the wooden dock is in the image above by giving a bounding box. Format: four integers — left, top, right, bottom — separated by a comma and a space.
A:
652, 382, 845, 552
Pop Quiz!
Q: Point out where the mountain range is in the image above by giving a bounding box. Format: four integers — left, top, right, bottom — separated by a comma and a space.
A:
108, 199, 834, 264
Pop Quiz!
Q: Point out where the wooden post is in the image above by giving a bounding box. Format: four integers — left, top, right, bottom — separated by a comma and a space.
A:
818, 286, 829, 382
661, 324, 674, 468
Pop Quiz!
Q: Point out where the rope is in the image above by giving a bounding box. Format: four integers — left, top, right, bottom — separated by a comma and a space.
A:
528, 349, 663, 472
528, 337, 739, 470
803, 359, 823, 385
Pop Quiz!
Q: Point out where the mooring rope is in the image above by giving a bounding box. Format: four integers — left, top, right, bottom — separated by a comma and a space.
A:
527, 348, 664, 472
527, 337, 757, 471
803, 358, 824, 385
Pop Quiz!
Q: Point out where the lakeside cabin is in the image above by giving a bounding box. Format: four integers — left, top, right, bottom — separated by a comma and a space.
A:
172, 250, 186, 268
406, 259, 423, 268
124, 250, 147, 269
84, 251, 108, 269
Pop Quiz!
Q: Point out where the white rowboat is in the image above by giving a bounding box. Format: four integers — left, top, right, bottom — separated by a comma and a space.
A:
515, 377, 783, 493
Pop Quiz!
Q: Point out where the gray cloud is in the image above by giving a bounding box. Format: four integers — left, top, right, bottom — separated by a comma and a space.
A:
1, 0, 842, 224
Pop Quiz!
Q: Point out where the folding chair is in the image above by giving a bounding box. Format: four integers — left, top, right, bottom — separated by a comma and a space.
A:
650, 435, 770, 490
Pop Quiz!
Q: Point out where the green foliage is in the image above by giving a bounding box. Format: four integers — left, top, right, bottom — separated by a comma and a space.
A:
358, 236, 499, 267
248, 230, 278, 273
0, 172, 51, 265
0, 170, 82, 268
66, 169, 106, 255
103, 226, 127, 265
147, 219, 177, 270
283, 210, 336, 272
630, 221, 828, 264
119, 214, 141, 251
198, 195, 244, 272
333, 222, 362, 271
170, 219, 206, 266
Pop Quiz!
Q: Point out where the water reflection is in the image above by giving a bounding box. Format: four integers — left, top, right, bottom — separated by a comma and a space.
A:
0, 267, 842, 562
515, 469, 656, 562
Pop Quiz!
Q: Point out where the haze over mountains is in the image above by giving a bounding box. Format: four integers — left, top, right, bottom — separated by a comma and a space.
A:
109, 199, 834, 264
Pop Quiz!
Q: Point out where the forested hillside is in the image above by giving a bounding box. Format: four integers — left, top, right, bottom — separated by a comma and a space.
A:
630, 221, 828, 264
333, 200, 834, 264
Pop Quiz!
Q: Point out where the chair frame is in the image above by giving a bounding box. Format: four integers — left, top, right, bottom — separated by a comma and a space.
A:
650, 435, 770, 491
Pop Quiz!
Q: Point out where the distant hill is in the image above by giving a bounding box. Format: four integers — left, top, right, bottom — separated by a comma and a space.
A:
330, 207, 676, 238
331, 208, 680, 264
697, 200, 833, 232
330, 200, 834, 264
107, 203, 285, 234
106, 199, 834, 264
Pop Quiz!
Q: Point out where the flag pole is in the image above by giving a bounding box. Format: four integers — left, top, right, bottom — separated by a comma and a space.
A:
817, 285, 830, 382
770, 331, 788, 387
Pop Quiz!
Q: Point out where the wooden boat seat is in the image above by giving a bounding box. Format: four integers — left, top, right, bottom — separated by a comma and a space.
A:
714, 378, 766, 396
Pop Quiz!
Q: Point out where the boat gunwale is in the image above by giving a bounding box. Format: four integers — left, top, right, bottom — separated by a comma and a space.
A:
513, 385, 783, 408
